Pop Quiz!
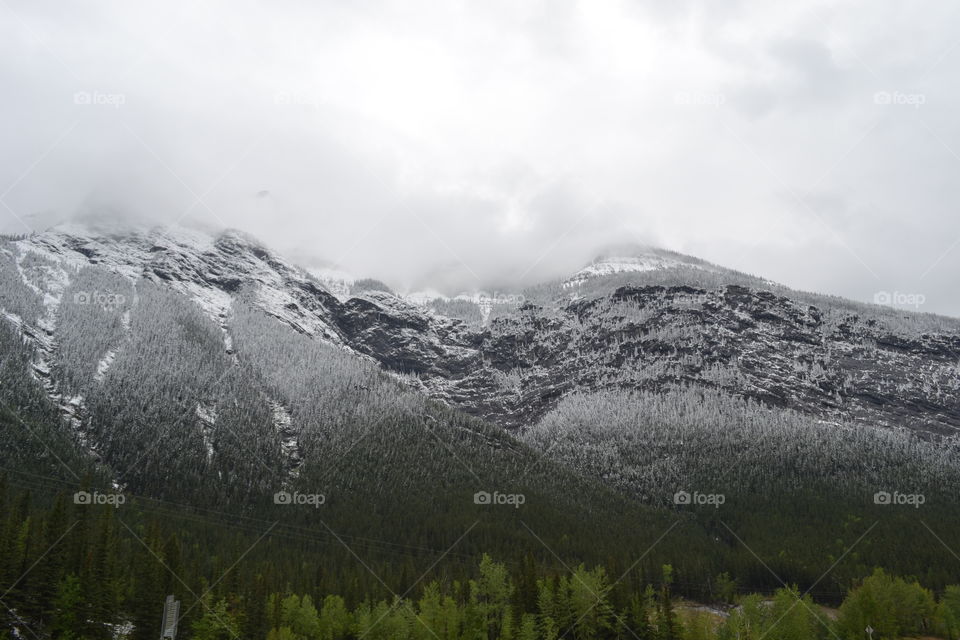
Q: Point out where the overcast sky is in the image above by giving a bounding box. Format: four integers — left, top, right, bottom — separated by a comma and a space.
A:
2, 1, 960, 314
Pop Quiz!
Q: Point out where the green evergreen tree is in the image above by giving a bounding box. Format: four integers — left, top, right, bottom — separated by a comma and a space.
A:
939, 585, 960, 640
471, 554, 514, 640
569, 565, 614, 640
656, 565, 681, 640
127, 527, 167, 640
624, 588, 656, 640
50, 574, 83, 640
319, 594, 352, 640
34, 493, 71, 625
191, 596, 243, 640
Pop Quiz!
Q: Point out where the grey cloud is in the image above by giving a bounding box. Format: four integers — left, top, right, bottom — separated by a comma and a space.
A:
1, 0, 960, 314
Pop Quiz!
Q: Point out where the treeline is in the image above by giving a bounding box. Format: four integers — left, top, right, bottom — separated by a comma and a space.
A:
4, 475, 960, 640
163, 565, 960, 640
0, 474, 687, 640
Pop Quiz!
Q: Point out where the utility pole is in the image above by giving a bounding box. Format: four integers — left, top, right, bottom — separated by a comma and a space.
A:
160, 595, 180, 639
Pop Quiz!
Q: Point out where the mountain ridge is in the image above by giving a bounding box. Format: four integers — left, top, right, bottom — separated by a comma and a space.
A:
4, 221, 959, 441
3, 219, 960, 608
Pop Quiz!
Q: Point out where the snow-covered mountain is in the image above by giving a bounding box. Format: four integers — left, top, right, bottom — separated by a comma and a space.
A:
2, 220, 960, 502
563, 245, 719, 288
5, 221, 960, 434
15, 220, 345, 342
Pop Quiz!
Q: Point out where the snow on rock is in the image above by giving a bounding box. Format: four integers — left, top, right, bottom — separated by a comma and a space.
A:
4, 303, 91, 443
308, 266, 354, 301
7, 221, 959, 454
6, 242, 89, 432
2, 310, 24, 332
222, 328, 238, 364
403, 289, 449, 306
63, 394, 85, 429
564, 252, 715, 288
94, 349, 116, 383
94, 299, 134, 385
14, 222, 348, 348
195, 402, 218, 461
269, 399, 301, 478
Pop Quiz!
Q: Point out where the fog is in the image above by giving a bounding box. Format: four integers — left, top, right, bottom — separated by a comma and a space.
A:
2, 0, 960, 313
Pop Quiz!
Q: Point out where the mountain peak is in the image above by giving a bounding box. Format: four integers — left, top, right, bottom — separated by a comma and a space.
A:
591, 242, 707, 263
565, 243, 718, 288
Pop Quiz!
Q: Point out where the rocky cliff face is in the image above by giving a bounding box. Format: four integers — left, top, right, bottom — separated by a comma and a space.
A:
456, 284, 960, 434
5, 223, 959, 440
336, 276, 960, 436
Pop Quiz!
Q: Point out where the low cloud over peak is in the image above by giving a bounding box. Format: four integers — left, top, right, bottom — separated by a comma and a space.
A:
2, 0, 960, 314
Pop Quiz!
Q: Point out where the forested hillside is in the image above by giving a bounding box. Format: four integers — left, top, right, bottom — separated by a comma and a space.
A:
1, 482, 959, 640
2, 225, 960, 638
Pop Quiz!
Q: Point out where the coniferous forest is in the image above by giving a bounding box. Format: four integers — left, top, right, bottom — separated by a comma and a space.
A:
2, 476, 960, 640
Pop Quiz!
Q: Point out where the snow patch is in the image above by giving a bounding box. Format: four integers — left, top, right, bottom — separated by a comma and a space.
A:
6, 245, 87, 432
403, 289, 450, 306
308, 266, 354, 300
564, 255, 714, 288
16, 222, 352, 356
269, 399, 301, 478
2, 309, 24, 332
94, 349, 116, 382
195, 402, 218, 461
180, 280, 233, 324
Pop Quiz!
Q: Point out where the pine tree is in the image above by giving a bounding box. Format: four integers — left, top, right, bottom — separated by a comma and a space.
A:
50, 574, 83, 640
34, 493, 71, 625
242, 573, 269, 640
624, 589, 656, 640
128, 527, 167, 640
655, 565, 680, 640
82, 507, 120, 639
191, 596, 242, 640
5, 500, 35, 615
514, 553, 539, 615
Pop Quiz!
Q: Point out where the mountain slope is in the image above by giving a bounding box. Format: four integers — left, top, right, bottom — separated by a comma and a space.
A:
5, 220, 960, 608
4, 222, 959, 443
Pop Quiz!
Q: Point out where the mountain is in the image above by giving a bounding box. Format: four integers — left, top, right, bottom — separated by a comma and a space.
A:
561, 244, 727, 287
0, 223, 958, 517
5, 219, 960, 621
2, 222, 958, 461
8, 222, 959, 443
